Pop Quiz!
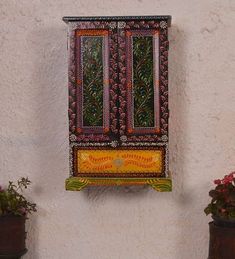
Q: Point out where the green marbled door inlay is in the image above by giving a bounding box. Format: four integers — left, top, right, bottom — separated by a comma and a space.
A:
82, 36, 104, 127
133, 36, 155, 128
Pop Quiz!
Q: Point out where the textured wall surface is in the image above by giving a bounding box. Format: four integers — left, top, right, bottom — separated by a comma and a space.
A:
0, 1, 235, 259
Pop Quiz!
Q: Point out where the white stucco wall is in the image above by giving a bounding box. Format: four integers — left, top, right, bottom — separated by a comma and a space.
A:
0, 1, 235, 258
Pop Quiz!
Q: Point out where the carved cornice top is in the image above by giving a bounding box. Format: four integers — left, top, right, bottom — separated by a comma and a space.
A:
62, 15, 172, 27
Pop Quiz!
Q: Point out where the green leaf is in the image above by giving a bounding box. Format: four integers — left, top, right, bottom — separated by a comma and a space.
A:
209, 190, 219, 198
204, 204, 212, 215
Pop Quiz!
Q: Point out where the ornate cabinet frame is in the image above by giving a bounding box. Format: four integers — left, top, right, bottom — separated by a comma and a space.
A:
63, 16, 172, 191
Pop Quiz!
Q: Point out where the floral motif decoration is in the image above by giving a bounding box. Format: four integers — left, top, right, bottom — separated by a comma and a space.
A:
160, 21, 167, 29
117, 21, 126, 29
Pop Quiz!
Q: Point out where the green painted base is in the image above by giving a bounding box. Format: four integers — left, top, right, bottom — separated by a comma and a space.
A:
65, 177, 172, 192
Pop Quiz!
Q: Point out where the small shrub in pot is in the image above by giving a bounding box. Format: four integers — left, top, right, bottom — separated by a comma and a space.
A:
0, 177, 36, 258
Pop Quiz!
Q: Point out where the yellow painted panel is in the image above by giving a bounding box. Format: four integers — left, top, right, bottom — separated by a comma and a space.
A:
77, 150, 163, 173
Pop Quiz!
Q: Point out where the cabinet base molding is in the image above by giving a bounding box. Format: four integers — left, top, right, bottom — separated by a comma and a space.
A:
65, 177, 172, 192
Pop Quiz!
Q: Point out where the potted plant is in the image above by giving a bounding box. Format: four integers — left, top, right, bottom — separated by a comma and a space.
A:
205, 172, 235, 259
0, 177, 36, 259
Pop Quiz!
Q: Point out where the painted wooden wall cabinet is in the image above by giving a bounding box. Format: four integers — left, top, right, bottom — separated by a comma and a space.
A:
63, 16, 172, 191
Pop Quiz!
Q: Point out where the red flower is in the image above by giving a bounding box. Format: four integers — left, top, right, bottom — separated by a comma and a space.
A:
222, 174, 234, 184
214, 179, 221, 185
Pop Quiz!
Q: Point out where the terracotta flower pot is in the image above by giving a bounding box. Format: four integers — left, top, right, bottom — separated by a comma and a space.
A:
0, 216, 27, 259
208, 217, 235, 259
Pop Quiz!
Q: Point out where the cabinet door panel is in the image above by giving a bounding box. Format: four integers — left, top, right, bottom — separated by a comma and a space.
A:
68, 21, 119, 143
126, 30, 160, 134
118, 20, 169, 142
76, 29, 109, 134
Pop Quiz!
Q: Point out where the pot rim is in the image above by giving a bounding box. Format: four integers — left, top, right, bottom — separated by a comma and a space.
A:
212, 215, 235, 222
